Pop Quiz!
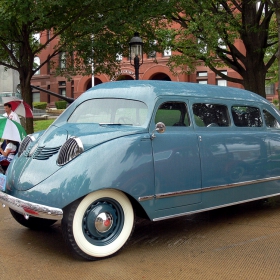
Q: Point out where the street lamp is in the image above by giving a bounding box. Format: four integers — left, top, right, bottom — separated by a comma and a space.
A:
129, 32, 143, 80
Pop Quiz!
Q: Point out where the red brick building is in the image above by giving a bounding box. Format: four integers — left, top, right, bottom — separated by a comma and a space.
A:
31, 31, 277, 106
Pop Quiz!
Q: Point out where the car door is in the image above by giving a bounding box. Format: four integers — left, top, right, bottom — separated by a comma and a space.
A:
192, 100, 269, 200
150, 98, 202, 210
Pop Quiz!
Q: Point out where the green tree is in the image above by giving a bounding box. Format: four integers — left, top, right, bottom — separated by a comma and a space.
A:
0, 0, 163, 133
158, 0, 277, 98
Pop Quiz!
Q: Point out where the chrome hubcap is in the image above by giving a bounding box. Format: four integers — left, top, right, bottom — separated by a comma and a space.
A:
95, 212, 113, 233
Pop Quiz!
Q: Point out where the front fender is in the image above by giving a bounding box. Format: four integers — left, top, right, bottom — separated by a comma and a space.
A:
6, 134, 154, 210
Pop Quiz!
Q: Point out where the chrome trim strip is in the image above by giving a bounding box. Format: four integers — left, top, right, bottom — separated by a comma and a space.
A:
153, 192, 280, 221
0, 192, 63, 220
138, 195, 154, 202
138, 176, 280, 202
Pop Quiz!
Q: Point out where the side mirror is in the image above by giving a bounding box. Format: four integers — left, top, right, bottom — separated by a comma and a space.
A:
155, 122, 166, 133
151, 122, 166, 139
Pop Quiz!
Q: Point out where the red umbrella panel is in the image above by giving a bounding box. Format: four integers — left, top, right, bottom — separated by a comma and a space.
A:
2, 98, 33, 118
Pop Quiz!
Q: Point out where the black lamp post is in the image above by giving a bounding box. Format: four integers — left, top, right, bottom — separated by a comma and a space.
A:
129, 32, 143, 80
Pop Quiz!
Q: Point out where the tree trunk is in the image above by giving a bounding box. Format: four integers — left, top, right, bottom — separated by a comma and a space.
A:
274, 3, 280, 106
242, 68, 267, 98
19, 74, 34, 134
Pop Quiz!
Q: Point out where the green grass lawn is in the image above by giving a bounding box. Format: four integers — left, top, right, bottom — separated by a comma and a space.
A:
33, 119, 55, 132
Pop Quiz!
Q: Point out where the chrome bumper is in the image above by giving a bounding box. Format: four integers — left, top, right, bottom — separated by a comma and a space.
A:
0, 191, 63, 220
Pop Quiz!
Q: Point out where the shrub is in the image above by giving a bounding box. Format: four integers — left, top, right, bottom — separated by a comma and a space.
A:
272, 99, 279, 106
55, 101, 67, 109
33, 102, 47, 110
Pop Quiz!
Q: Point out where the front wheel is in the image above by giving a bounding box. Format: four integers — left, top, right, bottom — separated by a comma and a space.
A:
61, 189, 135, 260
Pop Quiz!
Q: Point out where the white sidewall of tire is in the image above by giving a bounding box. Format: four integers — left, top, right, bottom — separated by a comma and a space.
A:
72, 189, 134, 258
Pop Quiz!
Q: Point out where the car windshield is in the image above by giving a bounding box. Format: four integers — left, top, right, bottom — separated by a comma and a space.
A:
68, 98, 148, 126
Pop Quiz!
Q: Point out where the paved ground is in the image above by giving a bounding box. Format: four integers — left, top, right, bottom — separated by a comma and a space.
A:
1, 198, 280, 280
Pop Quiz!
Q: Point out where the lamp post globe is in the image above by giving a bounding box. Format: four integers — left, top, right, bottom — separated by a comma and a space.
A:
129, 32, 143, 80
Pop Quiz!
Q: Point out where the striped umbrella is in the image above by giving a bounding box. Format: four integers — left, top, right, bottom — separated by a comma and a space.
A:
0, 117, 27, 142
2, 97, 33, 118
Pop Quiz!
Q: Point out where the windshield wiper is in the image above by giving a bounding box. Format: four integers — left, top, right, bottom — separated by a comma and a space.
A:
99, 123, 132, 126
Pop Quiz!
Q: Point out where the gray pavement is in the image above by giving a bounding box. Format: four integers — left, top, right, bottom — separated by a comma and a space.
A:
0, 198, 280, 279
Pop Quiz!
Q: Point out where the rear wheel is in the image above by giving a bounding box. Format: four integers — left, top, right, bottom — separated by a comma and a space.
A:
61, 189, 135, 260
9, 208, 57, 229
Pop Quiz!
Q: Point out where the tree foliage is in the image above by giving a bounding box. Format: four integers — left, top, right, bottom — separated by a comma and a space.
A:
156, 0, 278, 98
0, 0, 279, 134
0, 0, 167, 133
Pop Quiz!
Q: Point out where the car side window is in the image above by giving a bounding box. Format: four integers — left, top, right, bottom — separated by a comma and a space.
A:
155, 102, 190, 127
263, 110, 280, 128
192, 103, 230, 127
231, 106, 262, 127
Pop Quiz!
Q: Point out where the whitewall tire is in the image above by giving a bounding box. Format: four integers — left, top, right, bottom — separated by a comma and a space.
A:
62, 189, 135, 260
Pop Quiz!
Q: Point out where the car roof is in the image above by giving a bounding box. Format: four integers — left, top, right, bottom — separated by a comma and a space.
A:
81, 80, 269, 105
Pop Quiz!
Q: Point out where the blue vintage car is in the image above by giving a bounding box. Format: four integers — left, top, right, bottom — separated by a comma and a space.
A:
1, 80, 280, 260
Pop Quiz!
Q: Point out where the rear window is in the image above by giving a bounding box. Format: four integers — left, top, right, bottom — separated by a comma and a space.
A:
263, 110, 280, 128
232, 106, 262, 127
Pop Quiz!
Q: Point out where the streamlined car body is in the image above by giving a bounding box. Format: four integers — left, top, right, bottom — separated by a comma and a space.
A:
1, 80, 280, 260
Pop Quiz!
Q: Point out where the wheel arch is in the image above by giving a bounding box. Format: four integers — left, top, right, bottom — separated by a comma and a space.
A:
62, 189, 151, 221
124, 192, 150, 220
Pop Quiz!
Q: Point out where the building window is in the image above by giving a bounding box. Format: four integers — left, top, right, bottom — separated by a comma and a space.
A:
71, 87, 74, 98
60, 88, 66, 97
33, 33, 40, 43
163, 47, 171, 57
197, 71, 208, 77
116, 53, 123, 61
47, 85, 50, 103
265, 83, 275, 95
59, 81, 66, 86
148, 50, 156, 58
197, 71, 208, 84
47, 30, 50, 41
217, 79, 227, 86
33, 57, 40, 75
148, 40, 157, 59
197, 39, 207, 54
60, 52, 66, 68
216, 71, 227, 86
47, 61, 50, 74
58, 81, 66, 97
218, 38, 227, 49
32, 92, 40, 103
216, 70, 227, 77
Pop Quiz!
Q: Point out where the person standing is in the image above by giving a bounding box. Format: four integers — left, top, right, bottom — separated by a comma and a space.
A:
3, 103, 20, 123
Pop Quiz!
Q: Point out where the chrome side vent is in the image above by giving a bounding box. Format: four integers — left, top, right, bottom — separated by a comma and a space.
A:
57, 137, 84, 166
18, 135, 35, 157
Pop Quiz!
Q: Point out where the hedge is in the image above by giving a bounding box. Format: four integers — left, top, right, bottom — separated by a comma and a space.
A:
33, 102, 47, 110
55, 101, 67, 109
